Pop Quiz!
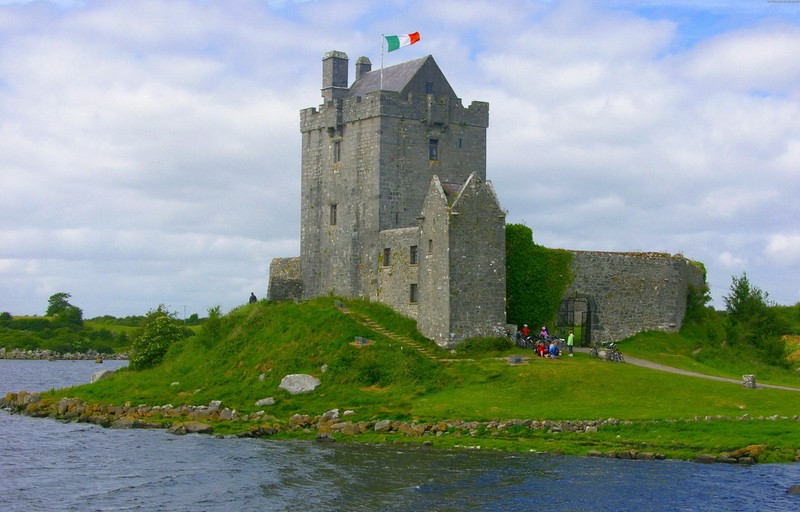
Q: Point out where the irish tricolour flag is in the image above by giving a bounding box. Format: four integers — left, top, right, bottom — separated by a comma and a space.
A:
385, 32, 421, 52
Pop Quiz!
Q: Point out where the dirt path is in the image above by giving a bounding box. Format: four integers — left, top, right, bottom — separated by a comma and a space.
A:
575, 348, 800, 392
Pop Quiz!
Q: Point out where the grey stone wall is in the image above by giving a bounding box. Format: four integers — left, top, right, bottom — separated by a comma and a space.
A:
417, 177, 452, 345
447, 176, 506, 343
267, 257, 303, 302
564, 251, 705, 343
375, 227, 419, 318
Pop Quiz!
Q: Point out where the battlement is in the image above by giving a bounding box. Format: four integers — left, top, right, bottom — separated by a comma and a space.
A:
300, 91, 489, 133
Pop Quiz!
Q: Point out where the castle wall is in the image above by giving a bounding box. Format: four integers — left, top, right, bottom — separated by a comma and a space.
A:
299, 114, 382, 299
565, 251, 705, 344
267, 257, 303, 302
417, 178, 452, 345
447, 178, 507, 343
375, 227, 419, 318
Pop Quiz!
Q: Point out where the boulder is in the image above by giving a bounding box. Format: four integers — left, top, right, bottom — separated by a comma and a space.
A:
374, 419, 392, 433
742, 375, 757, 389
320, 408, 340, 421
255, 397, 275, 407
279, 374, 321, 395
91, 370, 115, 383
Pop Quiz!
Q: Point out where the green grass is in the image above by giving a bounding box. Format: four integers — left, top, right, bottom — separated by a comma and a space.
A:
617, 330, 800, 387
37, 297, 800, 461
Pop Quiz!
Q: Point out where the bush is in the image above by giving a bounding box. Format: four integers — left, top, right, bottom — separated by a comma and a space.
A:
129, 305, 185, 370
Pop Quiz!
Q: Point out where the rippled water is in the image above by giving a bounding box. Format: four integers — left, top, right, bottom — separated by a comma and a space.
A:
2, 360, 800, 511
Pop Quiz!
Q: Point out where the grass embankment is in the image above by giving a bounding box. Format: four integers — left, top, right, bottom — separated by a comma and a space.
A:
39, 297, 800, 462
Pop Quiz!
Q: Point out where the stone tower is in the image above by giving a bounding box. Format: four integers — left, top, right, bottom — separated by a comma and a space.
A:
270, 50, 506, 347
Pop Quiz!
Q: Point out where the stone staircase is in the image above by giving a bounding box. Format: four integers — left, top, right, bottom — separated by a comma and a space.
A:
335, 302, 442, 361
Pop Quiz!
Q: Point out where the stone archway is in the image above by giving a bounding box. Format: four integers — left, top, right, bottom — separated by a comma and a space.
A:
556, 294, 598, 346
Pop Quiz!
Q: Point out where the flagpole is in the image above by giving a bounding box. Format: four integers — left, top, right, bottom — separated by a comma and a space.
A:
380, 34, 384, 91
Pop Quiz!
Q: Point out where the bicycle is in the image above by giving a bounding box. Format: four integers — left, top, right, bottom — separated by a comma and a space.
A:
590, 342, 624, 363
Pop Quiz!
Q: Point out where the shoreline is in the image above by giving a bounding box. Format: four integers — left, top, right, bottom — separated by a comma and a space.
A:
0, 348, 128, 361
3, 390, 796, 465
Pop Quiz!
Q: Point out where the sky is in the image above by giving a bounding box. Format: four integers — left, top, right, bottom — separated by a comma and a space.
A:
1, 0, 799, 319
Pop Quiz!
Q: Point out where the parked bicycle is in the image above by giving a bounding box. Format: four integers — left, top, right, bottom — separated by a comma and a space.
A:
589, 342, 624, 363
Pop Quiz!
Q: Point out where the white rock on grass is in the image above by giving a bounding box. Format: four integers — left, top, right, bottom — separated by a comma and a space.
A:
279, 374, 321, 395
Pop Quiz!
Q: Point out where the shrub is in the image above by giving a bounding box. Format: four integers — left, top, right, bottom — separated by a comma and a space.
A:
129, 305, 185, 370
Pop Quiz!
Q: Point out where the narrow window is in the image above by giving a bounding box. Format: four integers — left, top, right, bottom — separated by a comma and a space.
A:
428, 239, 433, 254
409, 245, 418, 265
425, 81, 433, 95
428, 139, 438, 161
383, 247, 391, 266
409, 284, 419, 303
458, 138, 463, 149
333, 140, 341, 163
329, 204, 337, 225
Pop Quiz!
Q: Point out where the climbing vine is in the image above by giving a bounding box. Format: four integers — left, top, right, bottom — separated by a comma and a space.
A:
506, 224, 573, 328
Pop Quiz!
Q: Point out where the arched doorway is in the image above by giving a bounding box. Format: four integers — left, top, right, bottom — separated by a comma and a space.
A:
556, 295, 596, 346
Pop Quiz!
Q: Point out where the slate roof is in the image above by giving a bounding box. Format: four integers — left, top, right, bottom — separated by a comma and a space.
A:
348, 56, 430, 98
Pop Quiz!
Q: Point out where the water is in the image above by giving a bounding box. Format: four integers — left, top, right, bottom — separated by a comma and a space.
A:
2, 360, 800, 511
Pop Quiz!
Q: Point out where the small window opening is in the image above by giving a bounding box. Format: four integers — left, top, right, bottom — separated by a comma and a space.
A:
429, 139, 438, 161
383, 247, 391, 266
410, 245, 419, 265
333, 140, 341, 163
329, 204, 337, 225
409, 284, 419, 303
427, 239, 433, 254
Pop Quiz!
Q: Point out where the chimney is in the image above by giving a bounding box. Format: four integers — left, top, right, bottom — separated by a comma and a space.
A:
355, 56, 372, 81
321, 50, 348, 102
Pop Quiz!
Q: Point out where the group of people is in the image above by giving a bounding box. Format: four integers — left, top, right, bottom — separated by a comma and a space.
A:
520, 324, 575, 359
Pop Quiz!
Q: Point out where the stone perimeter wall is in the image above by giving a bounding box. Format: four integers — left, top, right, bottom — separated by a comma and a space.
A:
565, 251, 705, 344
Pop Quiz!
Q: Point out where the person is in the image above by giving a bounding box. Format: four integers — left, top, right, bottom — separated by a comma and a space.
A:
548, 340, 560, 359
249, 292, 257, 304
536, 341, 547, 357
540, 325, 549, 338
521, 324, 530, 338
567, 330, 574, 357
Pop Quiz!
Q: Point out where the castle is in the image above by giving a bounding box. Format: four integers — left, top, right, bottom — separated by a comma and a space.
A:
269, 51, 706, 347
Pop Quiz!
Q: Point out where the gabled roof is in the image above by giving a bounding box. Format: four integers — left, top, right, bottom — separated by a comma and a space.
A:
348, 55, 456, 99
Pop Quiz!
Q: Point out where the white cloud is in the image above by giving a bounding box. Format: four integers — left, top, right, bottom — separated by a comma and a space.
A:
1, 0, 799, 317
765, 233, 800, 266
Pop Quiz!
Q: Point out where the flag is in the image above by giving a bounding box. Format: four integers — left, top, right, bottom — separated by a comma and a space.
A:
385, 32, 421, 52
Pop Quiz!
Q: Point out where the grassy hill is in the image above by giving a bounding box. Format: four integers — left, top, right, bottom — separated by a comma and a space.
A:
35, 297, 800, 461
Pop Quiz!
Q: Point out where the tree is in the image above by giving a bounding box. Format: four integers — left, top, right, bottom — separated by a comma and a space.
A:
46, 292, 83, 326
129, 305, 185, 370
723, 272, 787, 365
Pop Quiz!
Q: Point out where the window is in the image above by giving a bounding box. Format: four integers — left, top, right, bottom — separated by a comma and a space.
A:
425, 81, 433, 94
409, 284, 419, 303
329, 204, 337, 225
383, 247, 391, 266
333, 140, 341, 163
428, 139, 438, 161
409, 245, 418, 265
428, 239, 433, 254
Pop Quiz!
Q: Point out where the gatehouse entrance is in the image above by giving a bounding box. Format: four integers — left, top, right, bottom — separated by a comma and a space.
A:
556, 295, 595, 346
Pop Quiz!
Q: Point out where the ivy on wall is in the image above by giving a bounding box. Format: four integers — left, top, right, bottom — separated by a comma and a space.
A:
506, 224, 574, 328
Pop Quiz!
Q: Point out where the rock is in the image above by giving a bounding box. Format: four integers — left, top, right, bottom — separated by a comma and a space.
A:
208, 400, 223, 412
279, 374, 321, 395
742, 375, 757, 389
374, 419, 392, 433
320, 408, 340, 421
184, 421, 214, 434
787, 485, 800, 495
343, 410, 355, 417
255, 397, 275, 407
90, 370, 116, 383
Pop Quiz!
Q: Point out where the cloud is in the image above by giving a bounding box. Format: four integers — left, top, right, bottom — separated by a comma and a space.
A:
1, 0, 799, 317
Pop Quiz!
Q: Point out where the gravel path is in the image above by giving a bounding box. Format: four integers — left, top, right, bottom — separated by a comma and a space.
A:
575, 347, 800, 392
